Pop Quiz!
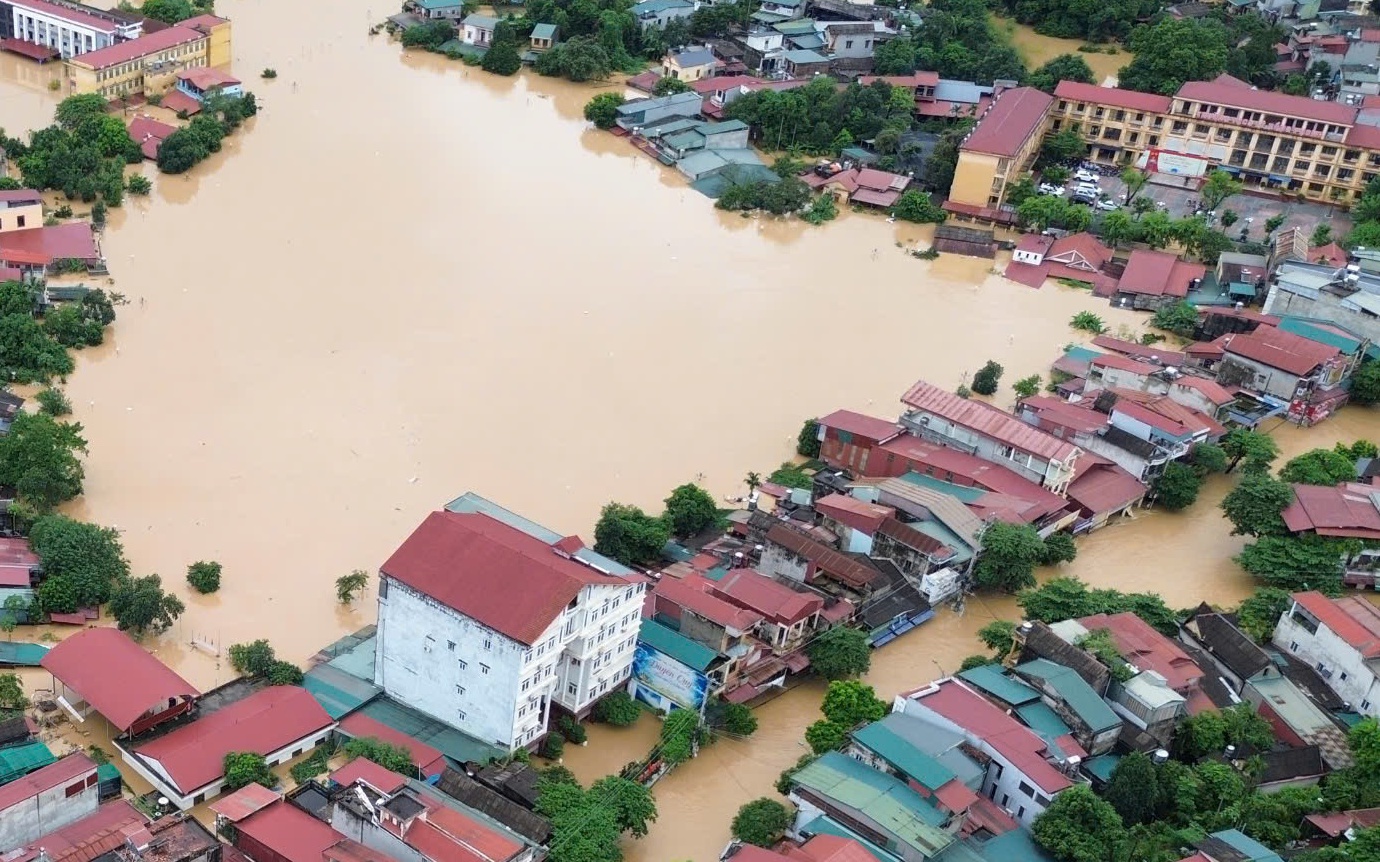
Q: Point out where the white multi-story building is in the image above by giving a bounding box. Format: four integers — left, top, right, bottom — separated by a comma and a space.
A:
374, 493, 646, 752
5, 0, 141, 59
1273, 590, 1380, 717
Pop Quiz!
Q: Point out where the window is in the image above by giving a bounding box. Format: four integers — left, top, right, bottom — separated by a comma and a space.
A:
1340, 672, 1349, 681
570, 657, 581, 666
64, 781, 84, 798
455, 684, 465, 694
624, 587, 635, 600
484, 637, 492, 650
447, 640, 455, 651
457, 709, 466, 720
568, 682, 578, 695
1018, 781, 1035, 798
380, 579, 389, 598
458, 659, 468, 669
1290, 641, 1298, 652
480, 663, 490, 674
519, 705, 527, 717
522, 679, 530, 692
1018, 806, 1026, 820
1364, 699, 1372, 710
15, 215, 24, 228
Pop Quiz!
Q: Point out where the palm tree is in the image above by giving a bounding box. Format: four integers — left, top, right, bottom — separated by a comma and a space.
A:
745, 472, 762, 493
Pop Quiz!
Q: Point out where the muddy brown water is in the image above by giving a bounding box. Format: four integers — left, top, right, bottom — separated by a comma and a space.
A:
0, 1, 1376, 857
997, 18, 1131, 85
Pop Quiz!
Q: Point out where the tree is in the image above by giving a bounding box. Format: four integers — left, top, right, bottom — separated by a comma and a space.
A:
1221, 428, 1280, 474
54, 94, 109, 131
1236, 535, 1352, 591
140, 0, 195, 22
652, 76, 691, 96
1040, 532, 1078, 565
1104, 753, 1159, 825
401, 19, 453, 48
589, 775, 658, 837
1352, 362, 1380, 405
535, 36, 613, 82
186, 560, 222, 594
873, 34, 918, 75
30, 515, 128, 614
1032, 785, 1127, 862
971, 360, 1003, 396
659, 707, 703, 764
0, 673, 27, 710
805, 719, 849, 753
1041, 128, 1087, 164
663, 483, 717, 538
223, 752, 274, 791
1152, 461, 1202, 510
1279, 448, 1357, 486
975, 521, 1045, 592
795, 418, 821, 457
1200, 169, 1244, 213
820, 680, 887, 727
344, 736, 416, 773
1220, 471, 1293, 537
960, 654, 994, 671
806, 625, 871, 679
228, 639, 277, 676
1236, 587, 1291, 642
0, 412, 86, 513
1028, 54, 1095, 92
35, 387, 71, 417
593, 690, 642, 725
978, 619, 1017, 654
594, 502, 671, 566
718, 702, 758, 736
1151, 300, 1199, 338
1191, 443, 1230, 475
1118, 18, 1230, 96
1173, 703, 1273, 761
482, 22, 523, 75
1337, 440, 1380, 460
1013, 374, 1041, 399
745, 471, 762, 493
1100, 210, 1136, 249
582, 92, 624, 129
1311, 224, 1333, 247
731, 798, 793, 847
1120, 166, 1151, 206
266, 659, 304, 685
109, 575, 185, 636
1017, 576, 1179, 635
891, 190, 946, 224
336, 569, 369, 603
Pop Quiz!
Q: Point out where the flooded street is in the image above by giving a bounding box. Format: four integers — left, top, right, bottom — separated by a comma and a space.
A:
0, 0, 1377, 858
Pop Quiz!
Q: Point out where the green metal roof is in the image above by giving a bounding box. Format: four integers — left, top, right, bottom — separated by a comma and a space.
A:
0, 742, 54, 784
359, 697, 504, 765
1064, 345, 1101, 362
0, 642, 48, 667
662, 541, 694, 563
801, 816, 902, 862
958, 665, 1040, 706
1278, 316, 1366, 355
639, 619, 717, 672
1015, 701, 1072, 739
415, 0, 464, 8
96, 762, 120, 783
851, 721, 956, 791
969, 829, 1061, 862
530, 23, 557, 38
774, 18, 818, 33
1209, 830, 1284, 862
305, 663, 382, 719
899, 472, 985, 504
1083, 753, 1122, 783
790, 752, 954, 858
1014, 659, 1121, 733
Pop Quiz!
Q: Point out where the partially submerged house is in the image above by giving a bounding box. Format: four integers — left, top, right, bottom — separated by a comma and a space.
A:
40, 627, 199, 737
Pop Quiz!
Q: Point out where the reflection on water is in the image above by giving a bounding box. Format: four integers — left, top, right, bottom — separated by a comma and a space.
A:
0, 2, 1376, 858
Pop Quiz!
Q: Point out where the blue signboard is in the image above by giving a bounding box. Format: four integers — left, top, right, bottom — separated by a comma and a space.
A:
631, 642, 709, 711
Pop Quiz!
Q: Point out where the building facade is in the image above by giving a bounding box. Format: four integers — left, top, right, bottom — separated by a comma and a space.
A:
949, 86, 1052, 211
0, 190, 42, 234
5, 0, 139, 59
62, 24, 215, 98
0, 754, 99, 852
1273, 591, 1380, 716
374, 494, 645, 752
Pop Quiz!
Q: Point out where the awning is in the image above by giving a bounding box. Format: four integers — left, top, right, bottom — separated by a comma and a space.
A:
723, 683, 761, 704
1270, 174, 1290, 183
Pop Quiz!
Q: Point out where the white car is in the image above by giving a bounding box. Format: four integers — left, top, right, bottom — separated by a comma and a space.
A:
1073, 183, 1100, 197
1074, 169, 1098, 183
1038, 183, 1065, 196
1095, 199, 1119, 211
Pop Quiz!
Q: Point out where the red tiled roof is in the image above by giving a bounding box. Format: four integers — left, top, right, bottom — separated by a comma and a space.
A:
134, 686, 334, 794
1091, 352, 1159, 375
337, 712, 447, 777
813, 493, 894, 536
237, 800, 345, 862
817, 409, 900, 442
323, 839, 399, 862
858, 71, 940, 88
1091, 336, 1186, 367
1223, 324, 1339, 376
1078, 612, 1202, 690
876, 435, 1069, 522
208, 784, 281, 823
0, 223, 98, 266
1290, 591, 1380, 658
1053, 80, 1173, 113
654, 573, 764, 631
41, 628, 198, 732
402, 793, 523, 862
961, 87, 1052, 157
330, 757, 408, 795
851, 188, 902, 207
900, 378, 1079, 464
1117, 250, 1203, 297
917, 97, 991, 118
1283, 483, 1380, 539
0, 753, 94, 813
799, 835, 882, 862
9, 0, 119, 33
1067, 462, 1146, 516
855, 168, 909, 193
128, 115, 175, 146
70, 26, 203, 71
933, 777, 979, 814
0, 38, 59, 60
1173, 376, 1235, 406
713, 569, 821, 625
1177, 79, 1359, 126
1015, 234, 1054, 254
382, 510, 630, 646
177, 66, 240, 89
0, 536, 37, 588
158, 89, 202, 116
940, 199, 1017, 225
907, 680, 1072, 794
7, 799, 144, 862
178, 13, 228, 31
0, 189, 42, 204
1018, 395, 1108, 434
1346, 123, 1380, 148
764, 524, 878, 588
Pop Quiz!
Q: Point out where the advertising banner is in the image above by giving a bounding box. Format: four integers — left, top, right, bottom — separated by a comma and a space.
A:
1137, 148, 1210, 178
631, 643, 709, 711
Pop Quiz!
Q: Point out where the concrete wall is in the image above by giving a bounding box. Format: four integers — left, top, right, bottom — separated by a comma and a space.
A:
0, 202, 42, 234
949, 151, 999, 208
1218, 353, 1306, 401
0, 761, 98, 850
760, 542, 810, 584
65, 35, 210, 97
1274, 603, 1380, 716
901, 409, 1072, 491
1265, 284, 1380, 347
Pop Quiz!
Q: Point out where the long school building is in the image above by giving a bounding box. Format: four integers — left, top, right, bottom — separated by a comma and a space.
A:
61, 14, 231, 98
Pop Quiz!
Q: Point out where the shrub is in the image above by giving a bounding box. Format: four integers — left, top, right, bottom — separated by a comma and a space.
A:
732, 798, 793, 847
971, 360, 1003, 395
1070, 311, 1107, 334
540, 733, 565, 759
265, 659, 303, 686
344, 736, 414, 773
125, 175, 152, 195
186, 560, 221, 594
261, 68, 278, 78
594, 690, 642, 726
558, 716, 587, 744
228, 639, 276, 676
35, 388, 71, 417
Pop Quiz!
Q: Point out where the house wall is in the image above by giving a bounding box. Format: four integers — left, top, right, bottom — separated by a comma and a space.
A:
1218, 353, 1308, 400
1013, 248, 1044, 264
664, 58, 712, 81
900, 408, 1072, 492
825, 30, 879, 58
0, 202, 42, 234
8, 3, 117, 58
1273, 602, 1380, 715
635, 5, 695, 27
0, 762, 99, 850
462, 22, 492, 44
200, 18, 231, 67
949, 151, 1000, 208
703, 127, 751, 150
1078, 433, 1160, 483
819, 431, 877, 474
65, 34, 210, 97
235, 829, 295, 862
759, 542, 811, 584
1264, 283, 1380, 347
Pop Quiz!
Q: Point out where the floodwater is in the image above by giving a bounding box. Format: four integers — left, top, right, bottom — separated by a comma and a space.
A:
0, 0, 1376, 858
996, 17, 1131, 85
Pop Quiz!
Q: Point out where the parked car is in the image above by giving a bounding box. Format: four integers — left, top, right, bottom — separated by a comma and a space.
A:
1095, 199, 1119, 211
1074, 169, 1098, 183
1038, 183, 1065, 196
1073, 183, 1100, 197
1071, 193, 1098, 205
